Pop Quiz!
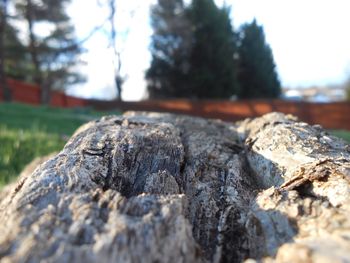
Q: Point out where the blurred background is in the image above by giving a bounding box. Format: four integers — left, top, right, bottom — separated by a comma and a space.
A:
0, 0, 350, 186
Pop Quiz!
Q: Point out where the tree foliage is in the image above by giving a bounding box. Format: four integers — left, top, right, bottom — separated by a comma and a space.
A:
187, 0, 238, 98
3, 21, 32, 80
237, 19, 281, 99
147, 1, 281, 100
146, 0, 191, 99
14, 0, 85, 104
147, 0, 238, 99
0, 0, 10, 101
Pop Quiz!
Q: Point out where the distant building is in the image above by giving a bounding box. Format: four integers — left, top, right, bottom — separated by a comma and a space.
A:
283, 89, 303, 101
282, 85, 346, 102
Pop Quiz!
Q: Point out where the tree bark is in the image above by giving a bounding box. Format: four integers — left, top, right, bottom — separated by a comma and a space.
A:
0, 112, 349, 262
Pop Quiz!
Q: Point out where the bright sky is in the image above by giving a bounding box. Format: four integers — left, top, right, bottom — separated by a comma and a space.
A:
66, 0, 350, 101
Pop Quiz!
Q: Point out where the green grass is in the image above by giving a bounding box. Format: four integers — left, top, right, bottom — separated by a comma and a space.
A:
330, 130, 350, 144
0, 102, 119, 186
0, 102, 116, 134
0, 126, 66, 185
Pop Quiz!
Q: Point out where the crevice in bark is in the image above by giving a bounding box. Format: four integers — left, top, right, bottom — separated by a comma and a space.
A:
168, 117, 262, 262
178, 131, 188, 193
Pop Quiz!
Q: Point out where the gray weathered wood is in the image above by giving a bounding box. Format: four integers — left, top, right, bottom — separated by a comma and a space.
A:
0, 112, 349, 263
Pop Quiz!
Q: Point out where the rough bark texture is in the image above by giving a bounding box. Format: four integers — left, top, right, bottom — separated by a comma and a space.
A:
0, 112, 349, 263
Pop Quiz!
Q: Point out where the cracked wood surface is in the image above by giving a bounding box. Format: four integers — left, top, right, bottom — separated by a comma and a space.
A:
0, 112, 349, 263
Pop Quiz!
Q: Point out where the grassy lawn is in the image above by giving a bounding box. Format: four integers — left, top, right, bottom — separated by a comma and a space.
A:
330, 130, 350, 144
0, 127, 66, 185
0, 102, 119, 186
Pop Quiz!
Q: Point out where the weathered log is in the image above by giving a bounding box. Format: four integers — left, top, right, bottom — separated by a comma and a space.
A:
0, 112, 349, 263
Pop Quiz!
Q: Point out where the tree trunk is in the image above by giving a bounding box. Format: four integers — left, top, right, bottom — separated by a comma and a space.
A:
0, 0, 11, 101
108, 0, 123, 101
40, 80, 51, 105
25, 0, 49, 105
115, 73, 122, 101
0, 112, 349, 262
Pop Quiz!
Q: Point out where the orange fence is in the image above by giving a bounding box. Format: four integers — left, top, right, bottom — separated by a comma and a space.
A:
89, 99, 350, 130
1, 78, 350, 130
0, 78, 88, 107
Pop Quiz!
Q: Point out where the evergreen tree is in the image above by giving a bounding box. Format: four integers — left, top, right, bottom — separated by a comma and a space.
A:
147, 0, 239, 99
146, 0, 191, 99
187, 0, 239, 99
0, 0, 11, 101
14, 0, 85, 104
3, 19, 33, 80
237, 19, 281, 99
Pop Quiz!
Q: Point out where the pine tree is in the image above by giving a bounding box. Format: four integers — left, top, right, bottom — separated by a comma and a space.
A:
3, 22, 32, 81
0, 0, 11, 101
146, 0, 191, 99
147, 0, 239, 99
187, 0, 239, 99
237, 19, 281, 99
1, 0, 35, 101
14, 0, 84, 104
